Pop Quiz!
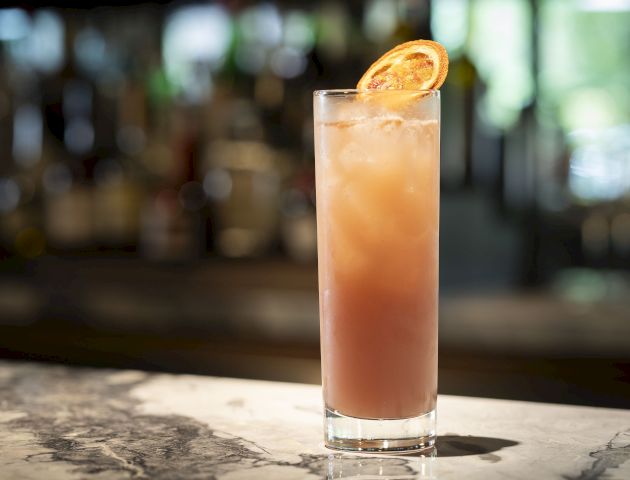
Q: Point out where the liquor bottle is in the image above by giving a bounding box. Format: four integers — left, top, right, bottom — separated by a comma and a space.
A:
92, 67, 147, 250
42, 20, 96, 252
140, 105, 204, 262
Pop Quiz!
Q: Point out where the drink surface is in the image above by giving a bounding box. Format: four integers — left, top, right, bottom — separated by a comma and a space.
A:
315, 95, 439, 420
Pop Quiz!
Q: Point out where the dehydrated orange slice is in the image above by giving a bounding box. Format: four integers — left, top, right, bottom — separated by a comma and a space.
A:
357, 40, 448, 92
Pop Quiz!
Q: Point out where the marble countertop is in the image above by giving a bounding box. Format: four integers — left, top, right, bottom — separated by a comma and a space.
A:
1, 361, 629, 479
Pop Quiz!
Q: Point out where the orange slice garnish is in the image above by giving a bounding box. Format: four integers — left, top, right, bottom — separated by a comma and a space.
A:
357, 40, 448, 92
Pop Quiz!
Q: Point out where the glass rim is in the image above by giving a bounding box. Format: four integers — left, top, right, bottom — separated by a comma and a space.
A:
314, 89, 439, 97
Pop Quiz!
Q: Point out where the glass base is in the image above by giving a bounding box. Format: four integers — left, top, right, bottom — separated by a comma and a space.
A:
324, 407, 436, 453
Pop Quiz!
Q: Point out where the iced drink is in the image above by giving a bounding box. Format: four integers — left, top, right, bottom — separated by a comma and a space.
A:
314, 90, 440, 451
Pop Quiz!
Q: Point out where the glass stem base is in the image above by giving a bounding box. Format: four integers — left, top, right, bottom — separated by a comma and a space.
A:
324, 407, 436, 453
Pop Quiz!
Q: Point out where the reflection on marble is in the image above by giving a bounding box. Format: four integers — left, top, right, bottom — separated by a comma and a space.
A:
0, 361, 629, 479
326, 452, 436, 479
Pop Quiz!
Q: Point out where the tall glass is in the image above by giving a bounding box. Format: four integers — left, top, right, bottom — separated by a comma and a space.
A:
314, 90, 440, 452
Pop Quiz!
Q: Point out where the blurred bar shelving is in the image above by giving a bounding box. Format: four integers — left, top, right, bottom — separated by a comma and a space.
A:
1, 255, 630, 409
2, 255, 630, 356
0, 1, 629, 410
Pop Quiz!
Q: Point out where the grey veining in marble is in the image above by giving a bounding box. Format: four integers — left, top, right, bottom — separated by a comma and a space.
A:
0, 361, 629, 479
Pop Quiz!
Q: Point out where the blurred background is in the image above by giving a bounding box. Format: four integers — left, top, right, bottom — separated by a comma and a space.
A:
0, 0, 629, 408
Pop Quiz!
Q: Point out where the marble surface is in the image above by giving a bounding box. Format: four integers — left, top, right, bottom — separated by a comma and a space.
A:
0, 361, 629, 479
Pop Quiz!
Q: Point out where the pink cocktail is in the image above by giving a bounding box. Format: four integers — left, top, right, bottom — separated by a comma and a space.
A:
314, 90, 440, 452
